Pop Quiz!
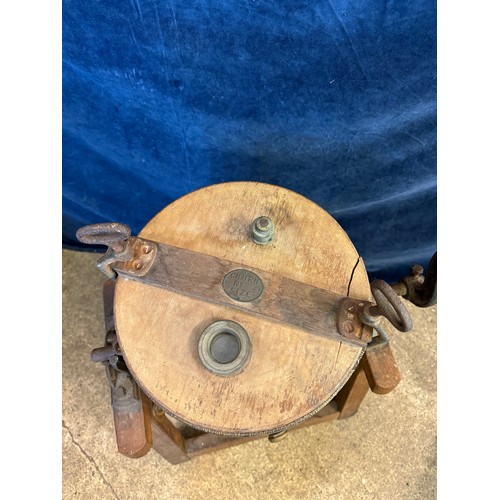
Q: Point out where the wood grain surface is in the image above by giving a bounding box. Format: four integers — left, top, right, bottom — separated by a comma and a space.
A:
114, 182, 372, 435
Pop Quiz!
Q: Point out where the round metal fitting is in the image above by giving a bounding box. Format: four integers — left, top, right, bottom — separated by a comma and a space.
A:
198, 321, 251, 376
251, 216, 275, 245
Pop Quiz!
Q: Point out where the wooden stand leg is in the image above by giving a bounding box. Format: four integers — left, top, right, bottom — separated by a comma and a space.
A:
334, 363, 370, 419
362, 340, 401, 395
102, 280, 153, 459
151, 409, 191, 464
102, 279, 116, 334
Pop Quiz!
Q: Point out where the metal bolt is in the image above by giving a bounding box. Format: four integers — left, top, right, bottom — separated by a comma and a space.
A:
257, 218, 269, 229
142, 244, 152, 254
133, 260, 143, 270
343, 321, 354, 334
110, 241, 126, 253
152, 404, 164, 417
251, 216, 275, 245
106, 332, 117, 343
109, 354, 119, 366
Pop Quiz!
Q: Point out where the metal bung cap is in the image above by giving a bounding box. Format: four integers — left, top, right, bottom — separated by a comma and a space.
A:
251, 216, 275, 244
198, 320, 252, 377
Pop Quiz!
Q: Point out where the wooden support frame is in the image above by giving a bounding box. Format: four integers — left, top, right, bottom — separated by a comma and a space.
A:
149, 400, 342, 464
148, 365, 374, 464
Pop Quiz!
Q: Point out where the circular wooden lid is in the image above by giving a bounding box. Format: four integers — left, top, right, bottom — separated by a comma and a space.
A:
114, 182, 371, 436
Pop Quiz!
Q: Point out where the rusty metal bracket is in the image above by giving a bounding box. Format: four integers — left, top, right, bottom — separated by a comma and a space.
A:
77, 222, 370, 347
335, 299, 372, 343
76, 223, 157, 279
92, 329, 152, 456
78, 222, 413, 350
91, 331, 122, 368
337, 279, 412, 344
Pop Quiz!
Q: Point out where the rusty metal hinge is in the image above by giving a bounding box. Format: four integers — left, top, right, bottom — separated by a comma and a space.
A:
76, 223, 157, 279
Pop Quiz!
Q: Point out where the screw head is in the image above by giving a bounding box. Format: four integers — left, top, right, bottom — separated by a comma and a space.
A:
343, 321, 354, 334
256, 217, 269, 230
133, 260, 143, 270
152, 404, 164, 417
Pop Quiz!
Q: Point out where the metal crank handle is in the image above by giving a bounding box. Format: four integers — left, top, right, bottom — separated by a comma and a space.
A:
76, 222, 131, 251
391, 252, 437, 308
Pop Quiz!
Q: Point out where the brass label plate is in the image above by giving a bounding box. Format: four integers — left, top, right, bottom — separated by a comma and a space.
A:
222, 269, 264, 302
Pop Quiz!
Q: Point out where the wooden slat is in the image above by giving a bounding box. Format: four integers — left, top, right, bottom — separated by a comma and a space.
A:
103, 279, 116, 333
334, 363, 370, 419
112, 391, 153, 458
115, 243, 365, 344
362, 341, 401, 395
102, 279, 153, 458
151, 410, 190, 465
184, 402, 340, 459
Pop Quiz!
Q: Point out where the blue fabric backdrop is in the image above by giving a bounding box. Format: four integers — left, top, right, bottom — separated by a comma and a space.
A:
62, 0, 436, 283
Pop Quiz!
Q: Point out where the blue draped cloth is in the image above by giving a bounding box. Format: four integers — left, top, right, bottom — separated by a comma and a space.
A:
63, 0, 436, 282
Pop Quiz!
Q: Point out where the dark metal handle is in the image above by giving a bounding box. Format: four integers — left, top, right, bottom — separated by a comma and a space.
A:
76, 223, 131, 251
91, 344, 119, 363
369, 280, 413, 332
392, 252, 437, 308
406, 252, 437, 308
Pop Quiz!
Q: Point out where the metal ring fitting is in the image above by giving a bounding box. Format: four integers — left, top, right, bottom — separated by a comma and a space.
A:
198, 321, 251, 377
369, 279, 413, 333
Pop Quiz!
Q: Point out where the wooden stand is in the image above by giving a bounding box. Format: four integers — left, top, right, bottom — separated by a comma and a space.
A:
102, 279, 398, 465
103, 280, 369, 464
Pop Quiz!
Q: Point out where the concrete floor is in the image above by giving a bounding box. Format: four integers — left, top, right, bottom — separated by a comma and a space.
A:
62, 249, 436, 500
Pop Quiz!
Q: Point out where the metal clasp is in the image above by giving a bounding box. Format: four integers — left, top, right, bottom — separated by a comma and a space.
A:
337, 279, 412, 345
76, 223, 157, 279
91, 331, 142, 411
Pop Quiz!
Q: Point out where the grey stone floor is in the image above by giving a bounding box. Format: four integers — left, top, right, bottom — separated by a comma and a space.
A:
62, 249, 437, 500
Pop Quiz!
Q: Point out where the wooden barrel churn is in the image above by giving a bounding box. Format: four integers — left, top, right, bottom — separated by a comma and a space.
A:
77, 182, 413, 463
